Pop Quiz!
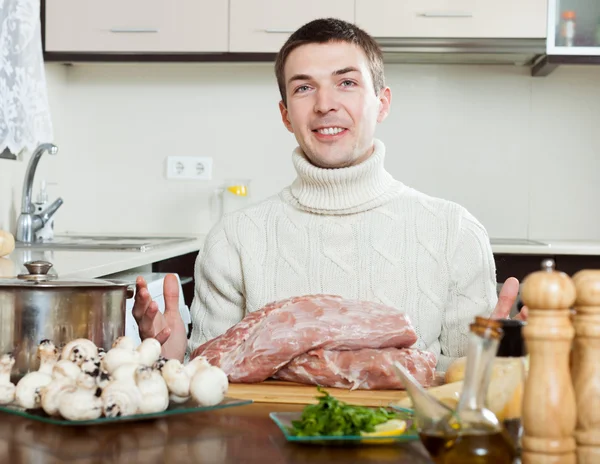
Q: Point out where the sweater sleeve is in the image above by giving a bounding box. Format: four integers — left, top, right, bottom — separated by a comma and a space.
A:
187, 222, 245, 354
437, 208, 498, 371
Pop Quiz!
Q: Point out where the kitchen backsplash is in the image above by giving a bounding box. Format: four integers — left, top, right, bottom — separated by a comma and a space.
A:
1, 62, 599, 241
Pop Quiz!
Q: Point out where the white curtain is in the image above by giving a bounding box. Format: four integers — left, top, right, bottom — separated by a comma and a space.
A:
0, 0, 53, 157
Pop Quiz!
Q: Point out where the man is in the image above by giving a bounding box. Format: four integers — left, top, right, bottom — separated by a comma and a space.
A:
133, 18, 526, 371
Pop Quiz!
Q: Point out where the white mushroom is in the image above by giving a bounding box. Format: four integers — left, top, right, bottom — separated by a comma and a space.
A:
168, 393, 190, 404
184, 356, 211, 378
135, 366, 169, 414
136, 338, 162, 367
190, 366, 228, 407
60, 339, 98, 366
112, 336, 135, 351
40, 379, 77, 417
112, 363, 142, 385
15, 340, 59, 409
38, 339, 59, 374
0, 354, 16, 405
161, 359, 191, 398
80, 357, 101, 377
52, 360, 81, 382
153, 356, 168, 371
102, 348, 140, 374
101, 380, 142, 418
58, 372, 103, 421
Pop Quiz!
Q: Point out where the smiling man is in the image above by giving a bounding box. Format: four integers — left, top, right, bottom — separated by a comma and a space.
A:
132, 18, 525, 371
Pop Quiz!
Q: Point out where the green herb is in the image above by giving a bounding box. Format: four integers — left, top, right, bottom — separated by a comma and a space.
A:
287, 386, 402, 437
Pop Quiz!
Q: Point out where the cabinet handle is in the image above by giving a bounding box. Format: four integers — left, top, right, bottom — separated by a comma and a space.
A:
418, 12, 473, 18
263, 29, 295, 34
109, 28, 159, 33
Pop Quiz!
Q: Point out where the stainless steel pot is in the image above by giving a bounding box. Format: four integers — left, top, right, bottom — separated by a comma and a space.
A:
0, 260, 134, 379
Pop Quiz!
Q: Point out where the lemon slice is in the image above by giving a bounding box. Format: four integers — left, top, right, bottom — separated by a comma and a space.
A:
360, 419, 407, 444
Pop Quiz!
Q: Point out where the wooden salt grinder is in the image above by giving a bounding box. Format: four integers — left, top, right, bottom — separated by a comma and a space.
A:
571, 270, 600, 463
521, 258, 577, 464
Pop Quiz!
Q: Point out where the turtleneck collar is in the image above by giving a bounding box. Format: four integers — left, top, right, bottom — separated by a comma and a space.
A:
280, 139, 404, 215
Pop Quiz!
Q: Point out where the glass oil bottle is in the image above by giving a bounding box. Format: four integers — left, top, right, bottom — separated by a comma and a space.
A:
393, 316, 517, 464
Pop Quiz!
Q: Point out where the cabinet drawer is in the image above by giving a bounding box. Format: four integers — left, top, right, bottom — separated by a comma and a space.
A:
45, 0, 228, 53
356, 0, 547, 39
229, 0, 355, 53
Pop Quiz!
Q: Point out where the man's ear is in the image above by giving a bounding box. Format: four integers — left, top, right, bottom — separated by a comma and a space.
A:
376, 87, 392, 123
279, 101, 294, 133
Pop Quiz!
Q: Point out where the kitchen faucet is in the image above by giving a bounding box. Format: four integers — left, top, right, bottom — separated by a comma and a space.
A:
15, 143, 63, 243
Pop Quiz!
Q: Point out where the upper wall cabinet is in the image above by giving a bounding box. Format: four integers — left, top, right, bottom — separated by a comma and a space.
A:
229, 0, 355, 53
355, 0, 547, 39
44, 0, 228, 53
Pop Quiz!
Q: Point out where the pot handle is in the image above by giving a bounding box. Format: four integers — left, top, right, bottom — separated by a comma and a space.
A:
126, 284, 135, 299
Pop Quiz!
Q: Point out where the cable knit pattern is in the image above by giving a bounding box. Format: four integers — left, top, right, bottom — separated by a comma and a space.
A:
188, 139, 498, 371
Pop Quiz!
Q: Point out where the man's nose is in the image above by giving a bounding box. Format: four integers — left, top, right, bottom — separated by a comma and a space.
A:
313, 87, 339, 114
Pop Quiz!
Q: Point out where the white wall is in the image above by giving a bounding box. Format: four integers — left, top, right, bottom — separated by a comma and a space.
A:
1, 61, 600, 241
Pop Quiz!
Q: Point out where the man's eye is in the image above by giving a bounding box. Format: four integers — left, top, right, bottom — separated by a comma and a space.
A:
341, 80, 356, 87
295, 85, 310, 93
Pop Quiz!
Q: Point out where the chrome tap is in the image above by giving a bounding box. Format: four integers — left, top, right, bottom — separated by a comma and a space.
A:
15, 143, 63, 243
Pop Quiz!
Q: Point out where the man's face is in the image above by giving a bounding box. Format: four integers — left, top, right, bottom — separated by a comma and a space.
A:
279, 41, 391, 169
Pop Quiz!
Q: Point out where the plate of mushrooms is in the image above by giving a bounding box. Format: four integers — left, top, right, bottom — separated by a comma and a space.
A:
0, 336, 252, 425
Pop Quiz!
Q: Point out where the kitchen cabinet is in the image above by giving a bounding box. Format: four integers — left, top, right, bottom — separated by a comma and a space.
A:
44, 0, 228, 53
355, 0, 547, 39
547, 0, 600, 54
229, 0, 355, 53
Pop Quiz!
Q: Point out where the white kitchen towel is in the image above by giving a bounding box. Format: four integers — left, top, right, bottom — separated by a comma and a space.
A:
0, 0, 53, 157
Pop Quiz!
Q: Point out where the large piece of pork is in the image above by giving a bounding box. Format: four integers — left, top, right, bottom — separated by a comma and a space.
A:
192, 294, 419, 383
274, 347, 437, 390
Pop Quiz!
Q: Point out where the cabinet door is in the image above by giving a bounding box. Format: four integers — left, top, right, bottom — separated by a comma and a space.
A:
45, 0, 228, 53
547, 0, 600, 54
229, 0, 355, 52
356, 0, 547, 39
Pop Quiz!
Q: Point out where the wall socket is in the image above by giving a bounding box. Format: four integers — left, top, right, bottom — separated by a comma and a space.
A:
166, 156, 213, 180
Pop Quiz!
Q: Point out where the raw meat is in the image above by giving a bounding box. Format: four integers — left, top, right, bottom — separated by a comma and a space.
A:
191, 294, 418, 383
274, 347, 437, 390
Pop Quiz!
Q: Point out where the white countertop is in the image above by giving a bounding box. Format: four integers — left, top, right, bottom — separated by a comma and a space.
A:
0, 236, 205, 279
491, 239, 600, 256
1, 236, 599, 281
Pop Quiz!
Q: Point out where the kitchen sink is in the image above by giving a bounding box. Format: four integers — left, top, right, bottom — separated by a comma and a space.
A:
15, 235, 198, 252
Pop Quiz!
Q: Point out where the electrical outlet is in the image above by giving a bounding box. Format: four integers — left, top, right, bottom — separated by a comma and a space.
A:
166, 156, 213, 180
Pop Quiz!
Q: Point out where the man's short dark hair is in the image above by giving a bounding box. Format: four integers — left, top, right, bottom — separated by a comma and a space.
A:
275, 18, 385, 107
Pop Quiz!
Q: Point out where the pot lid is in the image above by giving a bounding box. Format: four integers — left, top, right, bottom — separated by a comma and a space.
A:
0, 260, 132, 289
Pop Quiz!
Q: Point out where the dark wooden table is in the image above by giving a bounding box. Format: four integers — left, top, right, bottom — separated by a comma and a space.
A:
0, 403, 436, 464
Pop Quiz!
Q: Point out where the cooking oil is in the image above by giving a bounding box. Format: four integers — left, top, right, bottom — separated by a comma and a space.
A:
419, 427, 517, 464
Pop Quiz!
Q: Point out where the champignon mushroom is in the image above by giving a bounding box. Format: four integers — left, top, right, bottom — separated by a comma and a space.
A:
111, 363, 141, 385
0, 354, 15, 405
102, 348, 140, 374
161, 359, 190, 398
184, 356, 211, 378
189, 366, 228, 407
136, 338, 162, 367
112, 336, 135, 351
60, 339, 98, 367
135, 366, 169, 414
15, 340, 59, 409
58, 372, 103, 421
40, 379, 77, 417
101, 380, 142, 418
153, 356, 168, 372
52, 360, 81, 382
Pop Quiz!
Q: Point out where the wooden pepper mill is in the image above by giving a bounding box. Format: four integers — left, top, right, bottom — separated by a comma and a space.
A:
521, 258, 577, 464
571, 269, 600, 463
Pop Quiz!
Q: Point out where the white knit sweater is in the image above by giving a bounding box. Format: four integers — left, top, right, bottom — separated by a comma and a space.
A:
188, 139, 498, 371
